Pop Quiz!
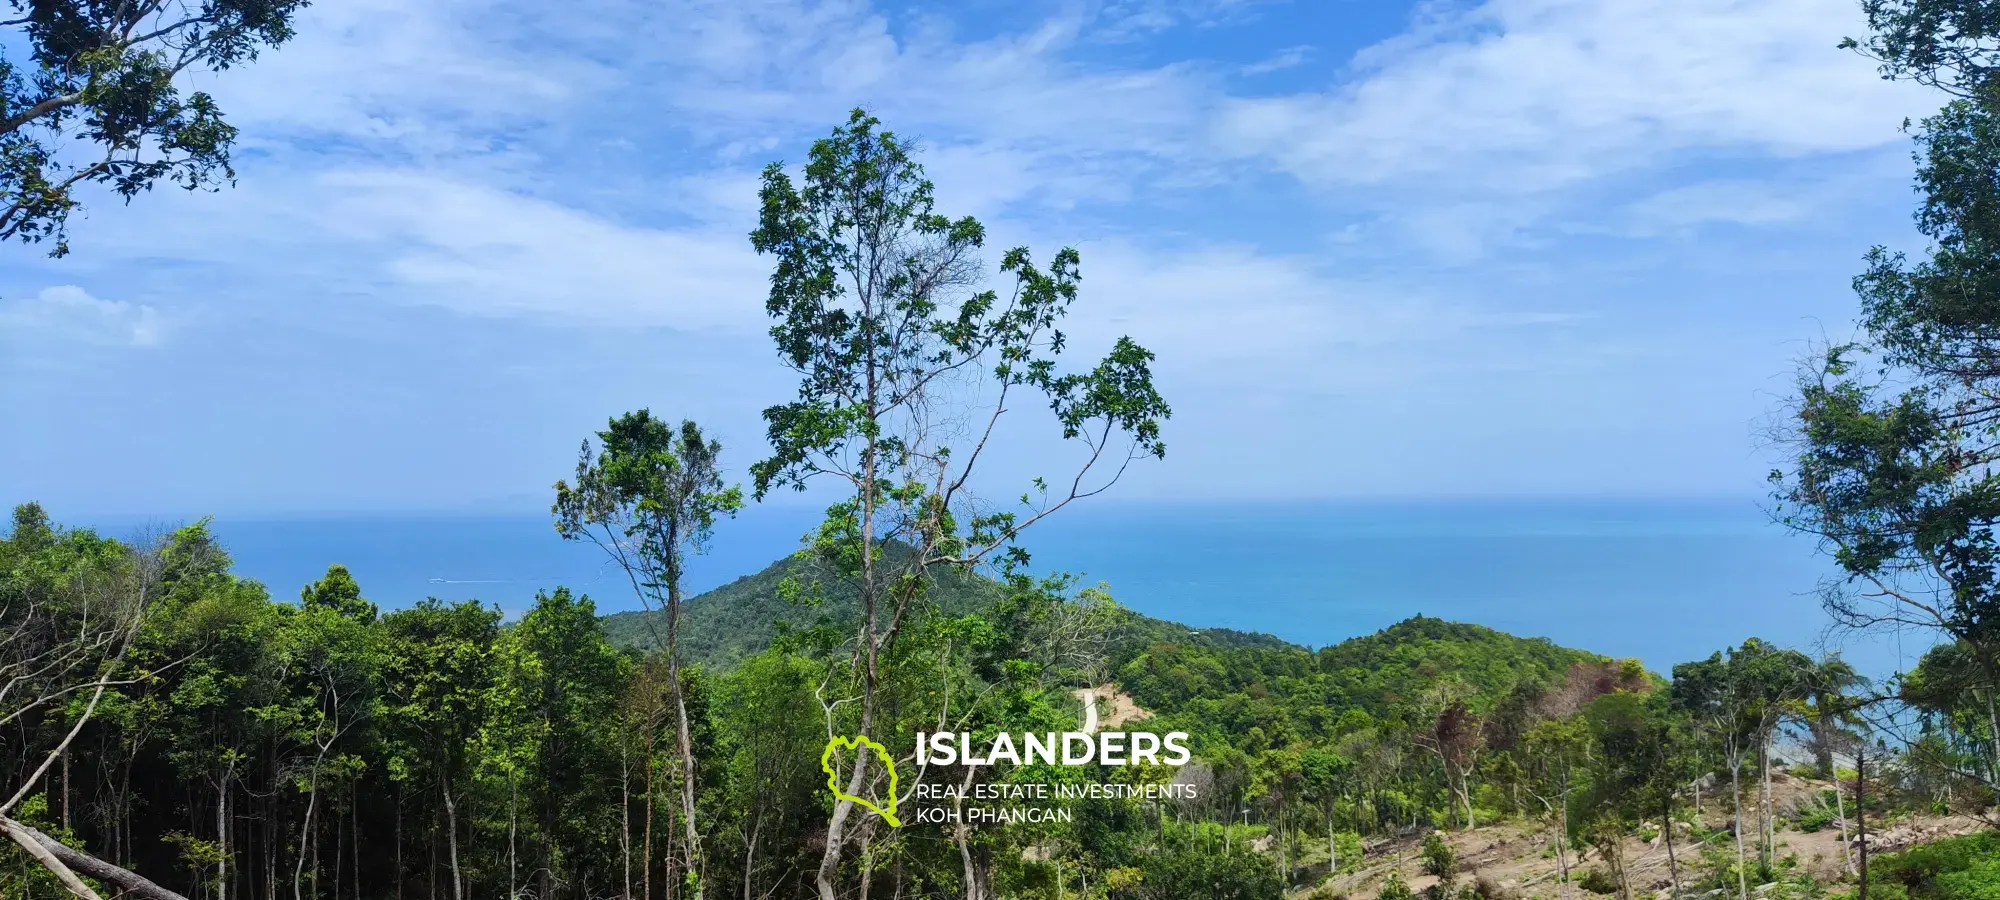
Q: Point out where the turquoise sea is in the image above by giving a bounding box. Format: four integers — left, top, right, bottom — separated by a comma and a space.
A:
76, 499, 1923, 678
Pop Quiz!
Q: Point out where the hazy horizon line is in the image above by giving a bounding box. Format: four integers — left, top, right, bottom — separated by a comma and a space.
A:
38, 492, 1784, 524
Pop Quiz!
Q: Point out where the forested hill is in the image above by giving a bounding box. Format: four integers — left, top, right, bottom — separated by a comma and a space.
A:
601, 546, 1000, 668
601, 550, 1613, 747
600, 547, 1295, 668
1116, 616, 1615, 752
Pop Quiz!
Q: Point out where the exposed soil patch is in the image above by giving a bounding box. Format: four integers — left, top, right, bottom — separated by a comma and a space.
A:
1074, 684, 1152, 732
1304, 771, 1989, 899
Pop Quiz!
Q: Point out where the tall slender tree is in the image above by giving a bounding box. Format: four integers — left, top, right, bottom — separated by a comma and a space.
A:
555, 411, 742, 899
748, 108, 1170, 900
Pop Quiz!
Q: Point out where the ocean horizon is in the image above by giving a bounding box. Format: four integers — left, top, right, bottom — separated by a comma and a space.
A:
64, 497, 1924, 680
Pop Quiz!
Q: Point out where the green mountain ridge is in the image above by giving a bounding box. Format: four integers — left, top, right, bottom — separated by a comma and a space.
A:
1114, 615, 1613, 749
600, 551, 1612, 739
599, 547, 1295, 670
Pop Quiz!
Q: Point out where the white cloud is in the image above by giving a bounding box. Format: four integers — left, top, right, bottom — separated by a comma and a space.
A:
189, 0, 592, 158
313, 171, 769, 330
1056, 240, 1579, 383
1625, 179, 1810, 233
0, 286, 169, 349
1240, 45, 1313, 76
1215, 0, 1928, 195
1094, 0, 1271, 41
12, 0, 1916, 506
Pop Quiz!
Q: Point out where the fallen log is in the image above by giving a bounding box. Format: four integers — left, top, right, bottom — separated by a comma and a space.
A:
1, 815, 191, 900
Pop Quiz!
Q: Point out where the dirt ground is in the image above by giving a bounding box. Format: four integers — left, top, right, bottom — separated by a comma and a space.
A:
1064, 685, 1990, 898
1073, 684, 1153, 731
1309, 769, 1990, 900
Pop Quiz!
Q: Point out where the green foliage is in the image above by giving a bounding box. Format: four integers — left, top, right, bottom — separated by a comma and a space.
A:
1777, 0, 2000, 794
602, 541, 1003, 668
1314, 617, 1606, 717
1421, 831, 1456, 877
1117, 837, 1282, 900
1334, 830, 1365, 874
1420, 881, 1470, 900
0, 499, 1940, 900
1849, 0, 2000, 96
601, 546, 1287, 672
1377, 871, 1416, 900
1118, 616, 1605, 752
1793, 800, 1837, 833
553, 411, 743, 609
1866, 831, 2000, 899
0, 0, 307, 255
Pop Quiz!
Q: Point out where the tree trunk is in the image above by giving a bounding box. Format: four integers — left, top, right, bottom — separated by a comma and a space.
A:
1555, 823, 1570, 900
1615, 840, 1631, 900
1663, 796, 1681, 900
1834, 774, 1853, 876
1810, 717, 1835, 778
953, 768, 982, 900
622, 742, 633, 900
665, 803, 679, 900
665, 578, 704, 900
4, 815, 196, 900
428, 804, 438, 900
1856, 744, 1869, 900
817, 441, 883, 900
442, 782, 464, 900
509, 775, 520, 900
332, 797, 343, 900
296, 767, 321, 900
1730, 750, 1748, 900
858, 828, 874, 900
1328, 802, 1337, 877
1760, 737, 1774, 875
741, 814, 762, 900
644, 741, 655, 900
816, 714, 873, 900
217, 763, 232, 900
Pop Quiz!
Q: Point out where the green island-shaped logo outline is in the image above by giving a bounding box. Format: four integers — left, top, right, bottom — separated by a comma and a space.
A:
821, 735, 901, 827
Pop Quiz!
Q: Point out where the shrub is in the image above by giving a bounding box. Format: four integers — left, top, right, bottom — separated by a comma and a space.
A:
1577, 868, 1619, 895
1471, 874, 1514, 900
1865, 832, 2000, 900
1793, 793, 1839, 833
1935, 858, 2000, 900
1421, 832, 1457, 877
1334, 831, 1365, 874
1123, 839, 1283, 900
1419, 881, 1479, 900
1378, 872, 1416, 900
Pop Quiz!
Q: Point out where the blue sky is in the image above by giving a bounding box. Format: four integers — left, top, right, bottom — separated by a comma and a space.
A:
0, 0, 1940, 515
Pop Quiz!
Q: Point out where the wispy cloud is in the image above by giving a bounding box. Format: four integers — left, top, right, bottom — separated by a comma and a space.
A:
1240, 45, 1312, 75
3, 0, 1942, 507
1216, 0, 1926, 195
312, 171, 767, 329
1, 286, 168, 350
